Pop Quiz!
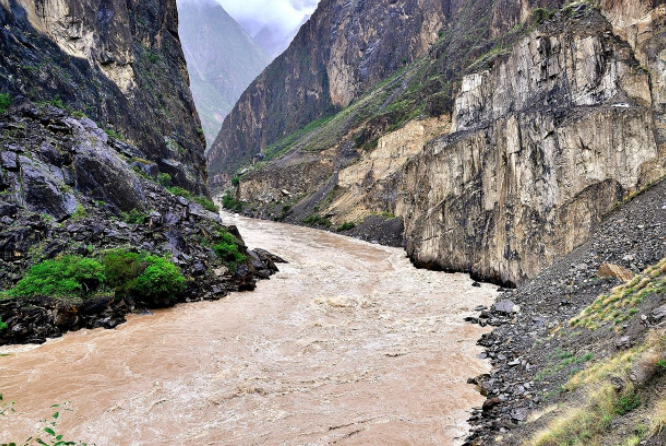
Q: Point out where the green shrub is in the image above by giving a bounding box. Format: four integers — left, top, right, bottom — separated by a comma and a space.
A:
213, 232, 247, 265
193, 196, 219, 213
532, 7, 554, 24
304, 214, 332, 228
615, 392, 641, 415
132, 255, 186, 305
103, 250, 144, 297
104, 128, 125, 141
72, 204, 87, 220
0, 317, 7, 332
157, 173, 172, 186
167, 186, 192, 200
222, 193, 244, 212
103, 251, 186, 306
232, 176, 241, 187
657, 358, 666, 374
337, 222, 356, 232
121, 209, 146, 225
9, 256, 106, 299
0, 93, 11, 114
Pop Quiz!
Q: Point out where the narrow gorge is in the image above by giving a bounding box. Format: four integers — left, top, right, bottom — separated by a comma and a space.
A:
2, 0, 666, 445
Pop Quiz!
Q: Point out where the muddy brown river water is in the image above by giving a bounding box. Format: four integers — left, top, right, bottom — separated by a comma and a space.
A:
0, 213, 496, 446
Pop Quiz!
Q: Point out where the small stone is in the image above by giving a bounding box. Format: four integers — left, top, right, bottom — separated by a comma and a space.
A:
472, 282, 481, 288
616, 336, 633, 350
493, 300, 515, 315
511, 408, 528, 422
482, 398, 501, 411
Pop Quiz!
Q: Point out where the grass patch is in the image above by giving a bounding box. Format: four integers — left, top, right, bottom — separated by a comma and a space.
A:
535, 350, 594, 382
104, 128, 125, 141
120, 209, 146, 225
571, 258, 666, 331
72, 204, 87, 221
337, 222, 356, 232
0, 317, 7, 332
303, 214, 332, 228
260, 114, 337, 164
0, 93, 11, 114
157, 173, 172, 186
221, 193, 244, 212
193, 196, 219, 213
166, 186, 192, 199
528, 329, 666, 446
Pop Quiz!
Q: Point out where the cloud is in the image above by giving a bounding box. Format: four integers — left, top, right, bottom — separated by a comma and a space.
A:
215, 0, 319, 35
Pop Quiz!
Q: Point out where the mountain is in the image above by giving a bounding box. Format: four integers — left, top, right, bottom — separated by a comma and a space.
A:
177, 0, 271, 146
207, 0, 452, 188
250, 16, 310, 58
0, 0, 207, 193
210, 0, 666, 287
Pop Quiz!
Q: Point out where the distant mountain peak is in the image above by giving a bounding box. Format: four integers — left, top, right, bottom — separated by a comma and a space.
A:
177, 0, 271, 147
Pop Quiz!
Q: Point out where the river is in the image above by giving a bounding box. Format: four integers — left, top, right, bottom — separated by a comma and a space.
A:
0, 213, 496, 445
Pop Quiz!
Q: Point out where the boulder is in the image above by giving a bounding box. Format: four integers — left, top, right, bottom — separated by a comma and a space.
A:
597, 264, 633, 282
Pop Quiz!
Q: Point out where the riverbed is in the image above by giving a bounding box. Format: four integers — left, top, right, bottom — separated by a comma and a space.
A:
0, 213, 496, 445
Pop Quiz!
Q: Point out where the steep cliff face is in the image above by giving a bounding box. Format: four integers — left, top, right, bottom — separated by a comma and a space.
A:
224, 1, 666, 286
0, 0, 207, 192
177, 0, 271, 146
207, 0, 454, 189
401, 12, 665, 286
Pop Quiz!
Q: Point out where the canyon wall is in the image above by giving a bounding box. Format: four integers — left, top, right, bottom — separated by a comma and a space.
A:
0, 0, 207, 192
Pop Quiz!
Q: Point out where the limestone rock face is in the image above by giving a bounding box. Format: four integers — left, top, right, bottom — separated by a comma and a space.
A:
0, 0, 207, 193
400, 15, 665, 286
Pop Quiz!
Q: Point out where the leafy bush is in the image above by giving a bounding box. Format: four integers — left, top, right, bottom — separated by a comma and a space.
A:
103, 250, 144, 297
337, 222, 356, 232
222, 193, 244, 212
232, 176, 241, 187
157, 173, 172, 186
193, 196, 219, 213
0, 317, 7, 332
133, 255, 186, 306
9, 256, 106, 299
213, 232, 247, 265
121, 209, 146, 225
304, 214, 332, 228
0, 93, 11, 114
103, 250, 186, 306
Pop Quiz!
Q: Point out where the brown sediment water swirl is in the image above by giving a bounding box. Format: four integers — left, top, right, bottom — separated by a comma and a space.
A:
0, 213, 496, 445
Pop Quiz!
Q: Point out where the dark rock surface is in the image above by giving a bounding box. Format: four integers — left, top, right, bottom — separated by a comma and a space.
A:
0, 101, 280, 346
0, 0, 207, 193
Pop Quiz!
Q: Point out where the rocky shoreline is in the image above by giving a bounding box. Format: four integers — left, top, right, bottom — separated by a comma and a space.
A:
0, 99, 283, 346
464, 179, 666, 445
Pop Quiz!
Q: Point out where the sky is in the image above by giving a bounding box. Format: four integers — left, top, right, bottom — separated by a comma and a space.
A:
215, 0, 320, 36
